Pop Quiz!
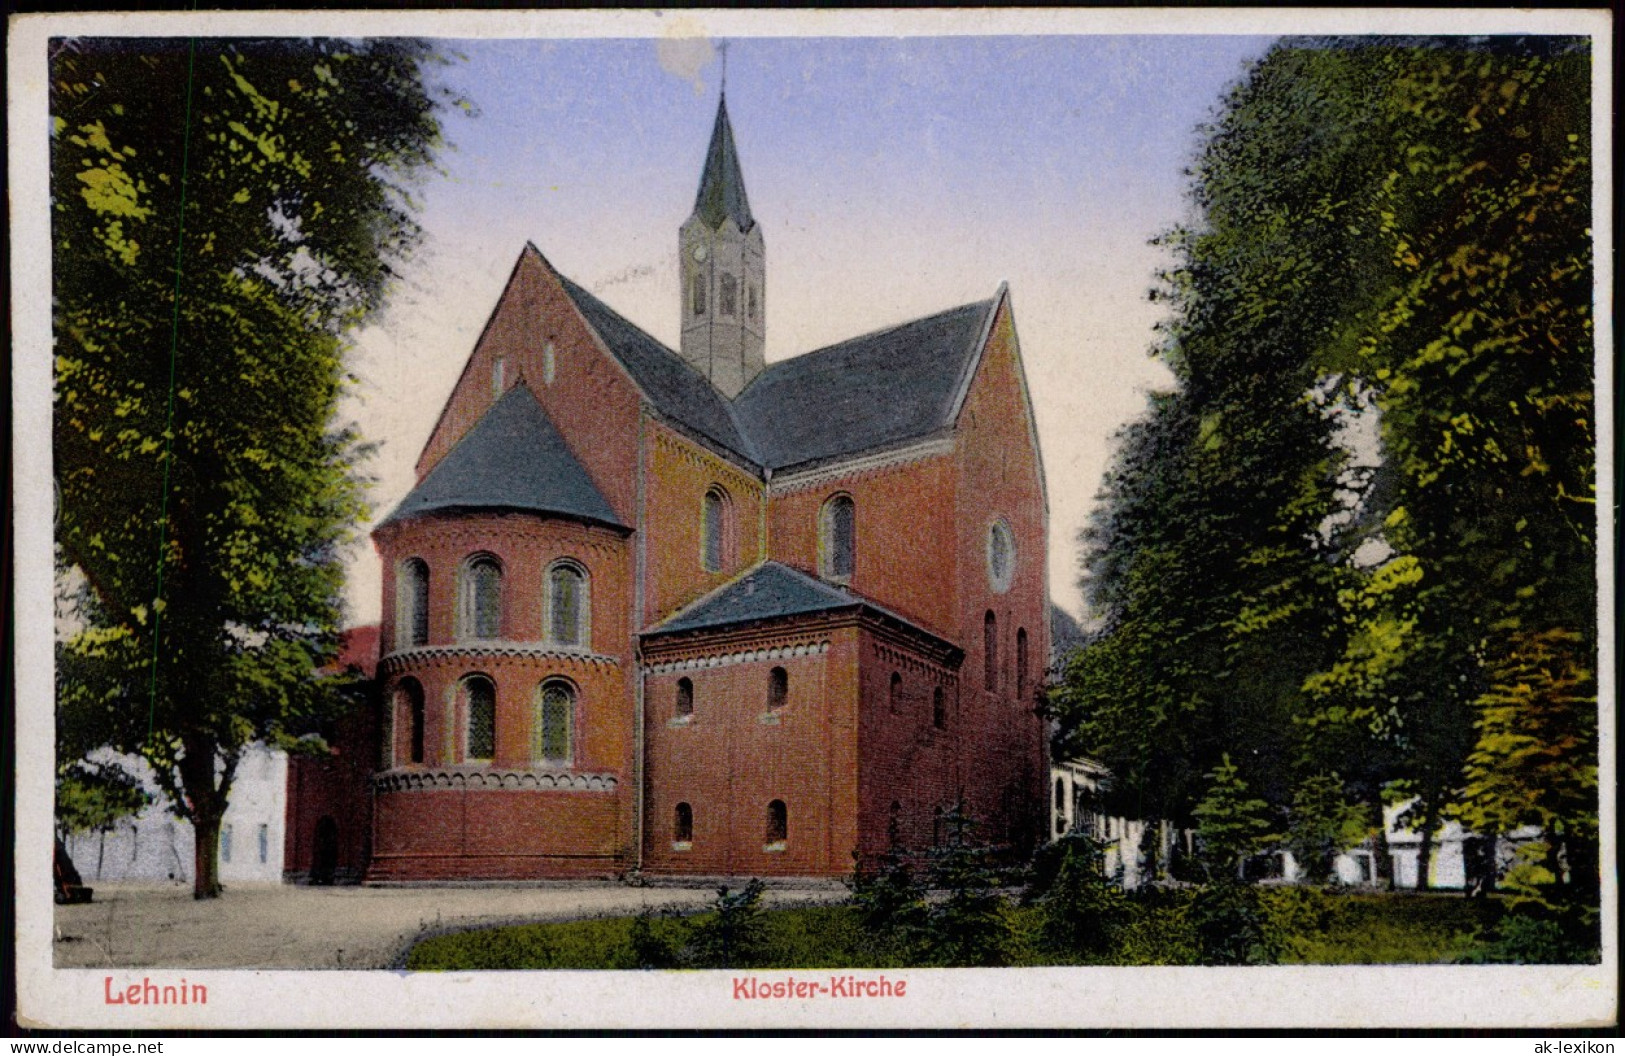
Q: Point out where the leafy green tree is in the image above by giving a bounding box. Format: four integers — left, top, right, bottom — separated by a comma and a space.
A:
1303, 39, 1595, 891
52, 38, 455, 897
1060, 39, 1595, 909
1053, 43, 1396, 831
54, 760, 150, 840
1192, 755, 1275, 880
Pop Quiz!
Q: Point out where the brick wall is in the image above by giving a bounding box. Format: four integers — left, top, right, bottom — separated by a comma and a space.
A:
642, 621, 861, 876
643, 421, 765, 624
952, 297, 1050, 854
767, 456, 959, 639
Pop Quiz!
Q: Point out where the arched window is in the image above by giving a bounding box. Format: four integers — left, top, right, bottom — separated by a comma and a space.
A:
1017, 627, 1030, 702
719, 272, 737, 317
675, 677, 694, 719
889, 672, 903, 714
492, 356, 506, 396
984, 611, 998, 691
462, 676, 496, 762
542, 341, 557, 385
932, 686, 946, 730
409, 685, 426, 765
692, 271, 708, 316
820, 495, 855, 582
674, 802, 694, 846
701, 488, 729, 573
747, 282, 759, 323
888, 801, 902, 846
533, 680, 573, 765
766, 799, 788, 847
547, 562, 588, 648
378, 697, 394, 770
396, 559, 429, 649
459, 556, 502, 640
768, 667, 788, 712
987, 519, 1016, 594
386, 679, 425, 769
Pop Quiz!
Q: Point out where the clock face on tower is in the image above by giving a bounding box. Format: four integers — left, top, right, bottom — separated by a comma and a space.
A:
693, 244, 709, 262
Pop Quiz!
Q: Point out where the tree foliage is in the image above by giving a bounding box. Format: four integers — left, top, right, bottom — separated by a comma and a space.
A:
1055, 37, 1595, 906
52, 38, 455, 897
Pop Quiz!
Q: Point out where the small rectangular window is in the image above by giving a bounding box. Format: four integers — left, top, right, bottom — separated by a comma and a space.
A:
258, 824, 269, 864
719, 273, 737, 317
221, 824, 233, 863
492, 356, 506, 395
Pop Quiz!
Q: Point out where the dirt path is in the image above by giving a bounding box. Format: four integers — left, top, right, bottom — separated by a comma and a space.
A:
53, 881, 847, 970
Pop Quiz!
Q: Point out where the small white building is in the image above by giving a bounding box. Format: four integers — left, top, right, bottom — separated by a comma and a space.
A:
62, 745, 287, 885
1050, 757, 1153, 888
1049, 758, 1535, 891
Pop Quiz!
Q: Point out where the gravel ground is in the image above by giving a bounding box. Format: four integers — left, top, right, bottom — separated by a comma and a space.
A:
53, 880, 848, 970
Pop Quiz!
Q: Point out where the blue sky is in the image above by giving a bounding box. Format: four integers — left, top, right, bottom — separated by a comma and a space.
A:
344, 33, 1277, 625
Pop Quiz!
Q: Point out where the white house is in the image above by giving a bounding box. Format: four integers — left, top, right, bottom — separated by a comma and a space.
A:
62, 745, 287, 885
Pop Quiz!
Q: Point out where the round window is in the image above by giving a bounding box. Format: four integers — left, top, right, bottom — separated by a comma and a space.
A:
987, 519, 1015, 594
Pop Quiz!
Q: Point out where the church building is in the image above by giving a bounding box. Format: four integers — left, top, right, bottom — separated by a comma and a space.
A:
297, 94, 1050, 882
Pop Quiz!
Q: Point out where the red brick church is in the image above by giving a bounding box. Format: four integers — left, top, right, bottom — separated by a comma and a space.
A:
287, 94, 1050, 882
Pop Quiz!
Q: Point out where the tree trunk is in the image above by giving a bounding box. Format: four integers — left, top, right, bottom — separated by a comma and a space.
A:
1369, 799, 1396, 891
1414, 797, 1441, 894
192, 810, 223, 899
178, 731, 235, 900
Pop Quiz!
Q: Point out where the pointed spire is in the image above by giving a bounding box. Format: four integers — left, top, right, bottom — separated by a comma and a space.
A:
693, 93, 755, 232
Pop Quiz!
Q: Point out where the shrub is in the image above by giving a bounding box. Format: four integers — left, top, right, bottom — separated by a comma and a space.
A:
848, 850, 929, 963
687, 880, 769, 969
1033, 833, 1131, 959
1114, 888, 1199, 965
1188, 879, 1279, 965
628, 907, 683, 969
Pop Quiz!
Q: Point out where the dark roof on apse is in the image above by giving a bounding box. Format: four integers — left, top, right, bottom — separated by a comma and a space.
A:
732, 298, 998, 471
647, 561, 947, 645
384, 384, 624, 529
692, 96, 755, 232
554, 271, 758, 464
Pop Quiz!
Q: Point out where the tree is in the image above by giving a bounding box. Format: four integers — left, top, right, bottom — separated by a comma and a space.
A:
1054, 42, 1389, 830
1302, 39, 1595, 891
52, 38, 456, 897
1059, 39, 1596, 911
1192, 755, 1275, 880
921, 806, 1014, 967
1285, 772, 1367, 884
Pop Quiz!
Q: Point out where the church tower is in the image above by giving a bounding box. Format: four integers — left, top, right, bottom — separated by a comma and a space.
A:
679, 93, 765, 397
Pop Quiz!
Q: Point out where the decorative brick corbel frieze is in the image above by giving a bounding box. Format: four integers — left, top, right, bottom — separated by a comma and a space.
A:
379, 642, 621, 676
371, 768, 619, 793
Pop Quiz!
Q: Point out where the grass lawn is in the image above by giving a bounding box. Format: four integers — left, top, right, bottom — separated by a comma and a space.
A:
405, 890, 1508, 970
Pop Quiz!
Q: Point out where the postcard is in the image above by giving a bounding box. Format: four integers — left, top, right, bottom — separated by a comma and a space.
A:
10, 8, 1615, 1031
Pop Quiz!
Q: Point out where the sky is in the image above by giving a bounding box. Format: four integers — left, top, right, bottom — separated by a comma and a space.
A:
341, 33, 1278, 627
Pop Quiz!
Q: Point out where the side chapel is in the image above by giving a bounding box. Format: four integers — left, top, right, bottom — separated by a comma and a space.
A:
293, 93, 1050, 881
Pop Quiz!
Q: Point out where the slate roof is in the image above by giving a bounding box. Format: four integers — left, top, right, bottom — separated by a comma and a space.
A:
648, 563, 857, 635
645, 562, 953, 649
554, 271, 757, 464
384, 384, 624, 529
731, 298, 998, 471
692, 96, 755, 232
